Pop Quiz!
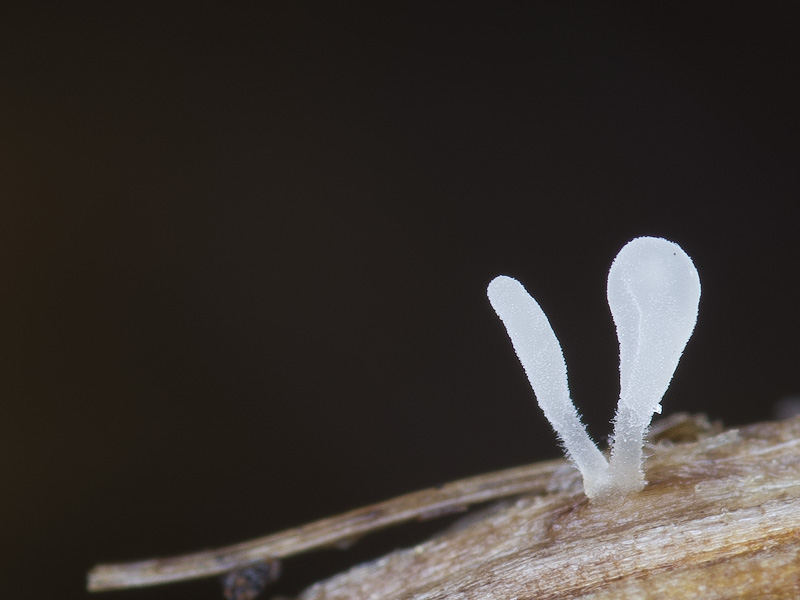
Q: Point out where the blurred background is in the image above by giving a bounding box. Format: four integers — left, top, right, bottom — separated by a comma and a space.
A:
2, 4, 799, 599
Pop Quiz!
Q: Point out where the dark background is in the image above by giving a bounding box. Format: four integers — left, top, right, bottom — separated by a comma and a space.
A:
2, 4, 799, 599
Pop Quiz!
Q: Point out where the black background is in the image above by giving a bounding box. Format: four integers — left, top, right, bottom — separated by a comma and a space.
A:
2, 4, 799, 599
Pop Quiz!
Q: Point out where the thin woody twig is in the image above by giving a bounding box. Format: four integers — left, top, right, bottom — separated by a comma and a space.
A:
87, 457, 568, 592
291, 416, 800, 600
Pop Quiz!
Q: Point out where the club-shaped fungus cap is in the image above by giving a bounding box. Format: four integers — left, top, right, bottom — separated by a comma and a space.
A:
488, 237, 700, 498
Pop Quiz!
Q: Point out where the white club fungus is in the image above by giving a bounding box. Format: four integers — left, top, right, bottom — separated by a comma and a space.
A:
488, 237, 700, 498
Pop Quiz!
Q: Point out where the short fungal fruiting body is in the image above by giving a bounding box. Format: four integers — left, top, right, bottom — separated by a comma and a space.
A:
488, 237, 701, 498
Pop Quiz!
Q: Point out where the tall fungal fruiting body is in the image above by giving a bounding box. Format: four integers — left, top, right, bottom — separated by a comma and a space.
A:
485, 276, 612, 497
488, 237, 701, 498
606, 237, 702, 491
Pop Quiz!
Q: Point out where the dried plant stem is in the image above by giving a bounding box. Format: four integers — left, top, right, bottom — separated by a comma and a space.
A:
87, 456, 566, 591
297, 415, 800, 600
90, 415, 800, 599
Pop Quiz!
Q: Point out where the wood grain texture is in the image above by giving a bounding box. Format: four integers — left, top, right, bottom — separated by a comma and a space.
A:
296, 415, 800, 599
87, 456, 566, 590
88, 415, 800, 598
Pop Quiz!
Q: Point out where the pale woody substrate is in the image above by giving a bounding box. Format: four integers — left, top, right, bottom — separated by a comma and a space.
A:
298, 415, 800, 600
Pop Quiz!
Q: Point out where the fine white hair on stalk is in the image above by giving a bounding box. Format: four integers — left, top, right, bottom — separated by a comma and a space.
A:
488, 237, 700, 499
487, 277, 610, 497
606, 237, 701, 492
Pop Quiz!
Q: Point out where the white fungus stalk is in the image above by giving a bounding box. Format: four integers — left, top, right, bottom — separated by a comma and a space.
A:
487, 277, 610, 497
606, 237, 701, 492
488, 237, 700, 498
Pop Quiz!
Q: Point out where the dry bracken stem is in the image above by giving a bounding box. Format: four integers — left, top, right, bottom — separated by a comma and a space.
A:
294, 415, 800, 600
90, 415, 800, 599
87, 457, 567, 591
